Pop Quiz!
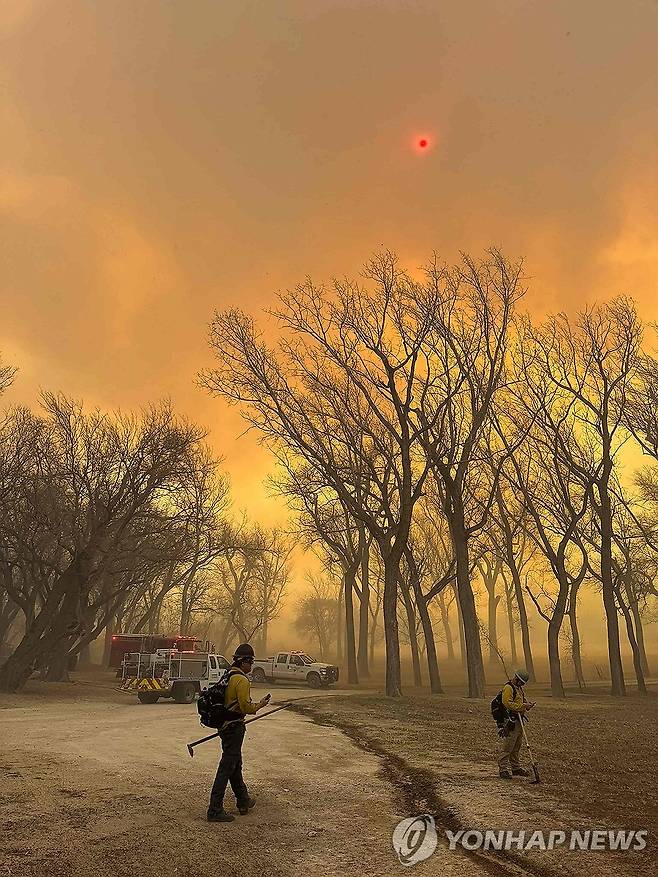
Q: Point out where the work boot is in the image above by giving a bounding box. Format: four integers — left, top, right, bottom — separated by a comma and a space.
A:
207, 809, 235, 823
512, 768, 530, 777
238, 797, 257, 815
499, 770, 513, 779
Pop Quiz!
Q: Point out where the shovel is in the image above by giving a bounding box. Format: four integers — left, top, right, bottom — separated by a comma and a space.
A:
520, 718, 541, 784
186, 702, 293, 757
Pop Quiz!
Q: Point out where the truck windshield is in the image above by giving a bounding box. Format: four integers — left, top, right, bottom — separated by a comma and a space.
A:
300, 654, 314, 665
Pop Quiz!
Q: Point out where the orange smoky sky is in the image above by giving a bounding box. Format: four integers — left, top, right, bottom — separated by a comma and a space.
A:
2, 0, 658, 530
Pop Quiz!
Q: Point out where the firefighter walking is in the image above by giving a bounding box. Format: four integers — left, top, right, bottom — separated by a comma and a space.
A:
496, 668, 535, 779
207, 643, 270, 823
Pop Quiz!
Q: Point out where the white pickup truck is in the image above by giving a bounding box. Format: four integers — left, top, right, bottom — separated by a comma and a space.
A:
251, 650, 339, 688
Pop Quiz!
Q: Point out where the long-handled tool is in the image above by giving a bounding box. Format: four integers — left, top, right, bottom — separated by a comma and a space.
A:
520, 718, 541, 784
186, 702, 294, 757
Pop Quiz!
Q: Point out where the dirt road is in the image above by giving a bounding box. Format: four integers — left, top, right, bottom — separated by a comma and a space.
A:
1, 684, 485, 877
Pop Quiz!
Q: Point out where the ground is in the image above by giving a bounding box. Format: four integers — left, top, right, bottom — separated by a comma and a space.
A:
1, 675, 656, 877
293, 686, 658, 877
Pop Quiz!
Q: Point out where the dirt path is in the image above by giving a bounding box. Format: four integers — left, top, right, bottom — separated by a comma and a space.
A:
1, 687, 486, 877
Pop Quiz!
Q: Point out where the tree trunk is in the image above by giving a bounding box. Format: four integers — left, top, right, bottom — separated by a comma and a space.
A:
369, 606, 378, 667
437, 591, 455, 661
102, 616, 117, 668
545, 569, 569, 699
505, 585, 518, 666
0, 599, 19, 652
45, 643, 72, 682
218, 615, 234, 656
382, 553, 402, 697
629, 597, 650, 677
261, 616, 269, 656
479, 560, 501, 665
0, 640, 38, 692
454, 583, 466, 670
417, 596, 443, 694
404, 547, 442, 693
0, 564, 84, 693
617, 587, 647, 695
487, 591, 500, 664
547, 614, 565, 699
336, 579, 344, 664
568, 580, 586, 691
343, 568, 359, 685
77, 641, 92, 667
401, 580, 422, 687
357, 530, 371, 678
448, 500, 485, 697
599, 477, 626, 696
510, 563, 535, 681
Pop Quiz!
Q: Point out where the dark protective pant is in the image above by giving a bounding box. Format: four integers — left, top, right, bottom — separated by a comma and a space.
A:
208, 722, 249, 813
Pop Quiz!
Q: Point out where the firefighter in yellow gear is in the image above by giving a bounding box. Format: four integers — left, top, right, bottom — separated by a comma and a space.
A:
498, 669, 535, 778
207, 643, 270, 822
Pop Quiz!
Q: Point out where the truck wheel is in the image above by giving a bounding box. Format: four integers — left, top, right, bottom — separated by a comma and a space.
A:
307, 672, 322, 689
173, 682, 197, 704
138, 691, 159, 704
252, 667, 267, 683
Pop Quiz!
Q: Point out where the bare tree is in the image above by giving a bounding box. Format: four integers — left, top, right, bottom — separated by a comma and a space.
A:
0, 396, 206, 691
476, 554, 503, 666
519, 300, 642, 696
402, 515, 456, 693
174, 445, 231, 635
506, 334, 594, 697
201, 252, 441, 696
294, 574, 339, 660
436, 588, 456, 661
272, 459, 369, 684
252, 528, 292, 655
415, 251, 525, 697
487, 483, 537, 679
211, 522, 289, 654
0, 355, 15, 396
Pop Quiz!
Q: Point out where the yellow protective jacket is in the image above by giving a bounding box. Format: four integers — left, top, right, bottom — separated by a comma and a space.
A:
225, 669, 259, 718
501, 682, 527, 714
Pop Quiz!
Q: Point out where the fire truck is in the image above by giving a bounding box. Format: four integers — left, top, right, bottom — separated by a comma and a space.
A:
108, 633, 215, 670
119, 648, 230, 704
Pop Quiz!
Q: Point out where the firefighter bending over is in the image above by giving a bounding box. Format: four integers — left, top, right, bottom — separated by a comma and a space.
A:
495, 668, 535, 779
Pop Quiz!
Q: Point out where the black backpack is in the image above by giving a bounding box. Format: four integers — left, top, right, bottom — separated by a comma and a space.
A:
490, 682, 518, 726
197, 668, 245, 728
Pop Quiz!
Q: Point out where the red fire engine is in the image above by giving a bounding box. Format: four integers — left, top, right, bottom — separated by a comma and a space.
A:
108, 634, 214, 669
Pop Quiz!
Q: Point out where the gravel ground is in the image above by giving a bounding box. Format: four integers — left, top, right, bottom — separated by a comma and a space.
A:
0, 678, 488, 877
1, 676, 655, 877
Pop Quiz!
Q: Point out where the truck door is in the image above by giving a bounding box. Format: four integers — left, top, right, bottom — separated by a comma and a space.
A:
208, 655, 220, 682
289, 654, 304, 680
275, 653, 290, 679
